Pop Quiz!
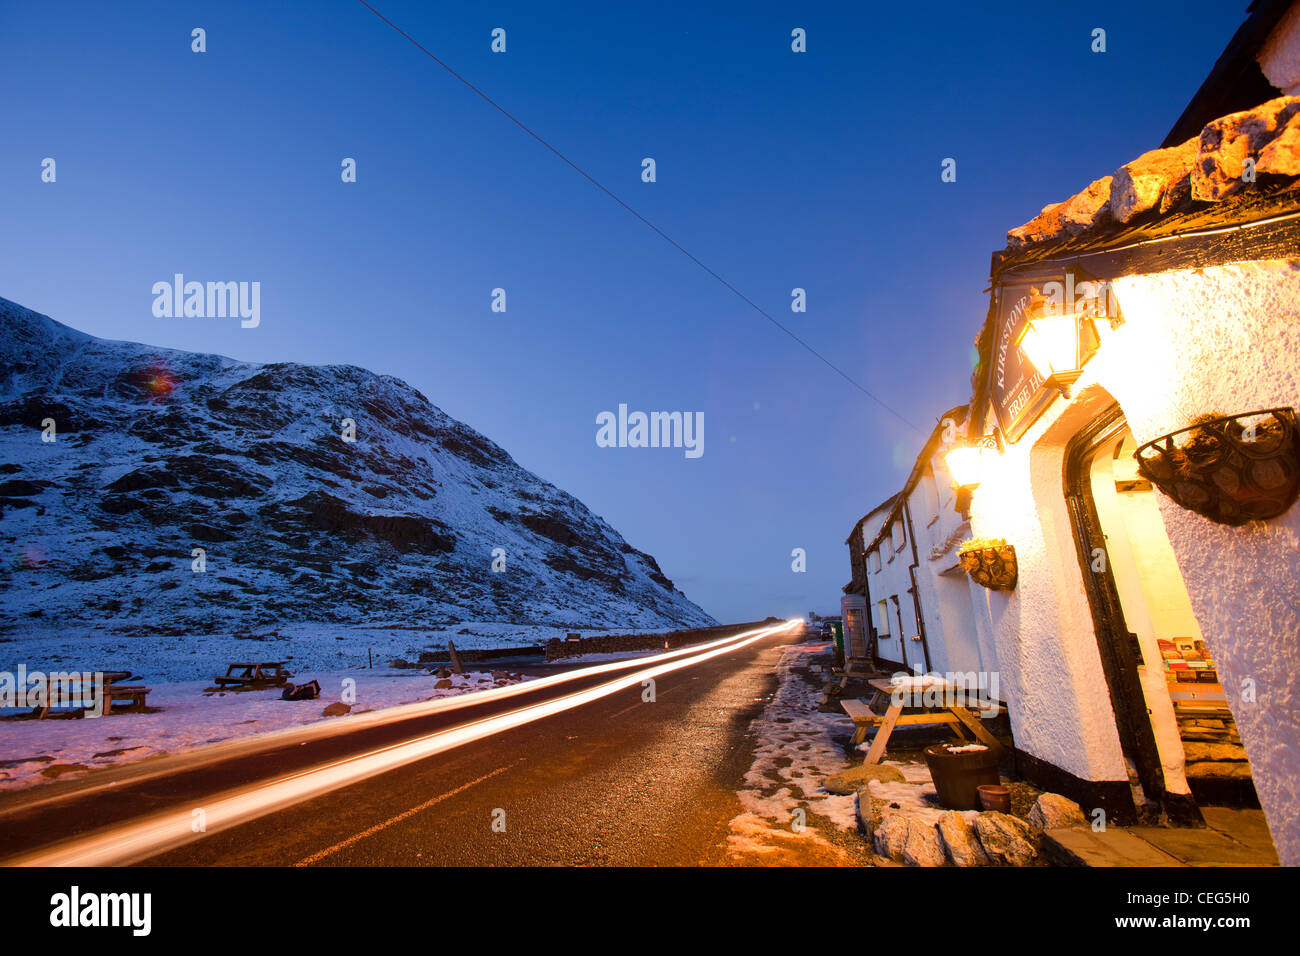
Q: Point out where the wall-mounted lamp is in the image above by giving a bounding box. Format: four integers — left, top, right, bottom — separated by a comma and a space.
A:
1016, 311, 1088, 398
944, 434, 1001, 491
1017, 280, 1118, 398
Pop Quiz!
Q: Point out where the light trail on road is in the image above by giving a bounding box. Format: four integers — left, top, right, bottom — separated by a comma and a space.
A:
9, 620, 800, 867
0, 622, 798, 820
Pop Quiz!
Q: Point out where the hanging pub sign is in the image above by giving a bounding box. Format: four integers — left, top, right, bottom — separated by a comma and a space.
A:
987, 273, 1109, 443
988, 283, 1054, 444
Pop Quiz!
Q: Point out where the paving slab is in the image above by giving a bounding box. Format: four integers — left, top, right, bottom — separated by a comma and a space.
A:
1043, 828, 1183, 867
1200, 807, 1279, 855
1131, 825, 1277, 866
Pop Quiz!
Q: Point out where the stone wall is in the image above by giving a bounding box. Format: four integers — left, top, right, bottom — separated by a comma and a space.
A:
543, 620, 777, 661
1178, 710, 1250, 780
417, 645, 544, 665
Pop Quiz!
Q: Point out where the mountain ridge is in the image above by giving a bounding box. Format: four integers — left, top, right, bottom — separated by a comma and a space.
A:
0, 296, 715, 643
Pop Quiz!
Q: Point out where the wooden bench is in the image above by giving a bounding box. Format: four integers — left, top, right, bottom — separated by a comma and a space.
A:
104, 684, 150, 713
823, 657, 876, 702
831, 659, 861, 694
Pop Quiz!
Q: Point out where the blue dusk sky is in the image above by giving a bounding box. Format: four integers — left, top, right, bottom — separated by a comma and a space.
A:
0, 1, 1248, 623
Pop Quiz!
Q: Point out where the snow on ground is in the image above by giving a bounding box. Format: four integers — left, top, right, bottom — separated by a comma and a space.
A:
724, 640, 862, 864
859, 758, 976, 827
0, 667, 528, 792
0, 621, 666, 683
723, 640, 967, 862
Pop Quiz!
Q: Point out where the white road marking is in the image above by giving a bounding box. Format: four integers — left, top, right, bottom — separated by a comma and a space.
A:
294, 763, 514, 866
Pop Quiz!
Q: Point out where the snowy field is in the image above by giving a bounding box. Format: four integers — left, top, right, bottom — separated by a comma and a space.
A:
0, 620, 666, 683
0, 666, 531, 792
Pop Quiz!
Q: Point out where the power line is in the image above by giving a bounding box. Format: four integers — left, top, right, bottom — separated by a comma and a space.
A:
355, 0, 924, 434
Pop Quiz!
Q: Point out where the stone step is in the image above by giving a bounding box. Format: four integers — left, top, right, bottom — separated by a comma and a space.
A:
1043, 820, 1277, 866
1041, 828, 1184, 867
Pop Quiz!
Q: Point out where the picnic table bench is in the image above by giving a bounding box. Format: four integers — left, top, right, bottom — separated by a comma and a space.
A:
32, 671, 150, 718
213, 661, 292, 688
843, 677, 1005, 765
104, 684, 151, 712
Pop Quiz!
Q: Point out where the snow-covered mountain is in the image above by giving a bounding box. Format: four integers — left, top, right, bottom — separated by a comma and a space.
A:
0, 296, 714, 642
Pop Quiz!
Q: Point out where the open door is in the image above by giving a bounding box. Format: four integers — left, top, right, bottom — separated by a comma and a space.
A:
1065, 406, 1257, 824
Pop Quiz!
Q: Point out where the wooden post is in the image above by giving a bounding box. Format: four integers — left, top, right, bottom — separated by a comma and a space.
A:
368, 648, 372, 669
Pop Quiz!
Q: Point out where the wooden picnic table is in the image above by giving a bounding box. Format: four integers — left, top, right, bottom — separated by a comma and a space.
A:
842, 677, 1005, 765
213, 661, 292, 688
33, 671, 148, 718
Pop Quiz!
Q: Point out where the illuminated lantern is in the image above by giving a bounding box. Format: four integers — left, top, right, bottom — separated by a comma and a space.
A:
1018, 312, 1084, 395
945, 436, 999, 491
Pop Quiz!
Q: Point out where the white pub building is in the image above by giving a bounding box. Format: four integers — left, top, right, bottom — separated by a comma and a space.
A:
847, 1, 1300, 863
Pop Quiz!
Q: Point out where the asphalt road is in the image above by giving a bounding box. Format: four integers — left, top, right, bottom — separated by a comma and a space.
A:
1, 624, 803, 866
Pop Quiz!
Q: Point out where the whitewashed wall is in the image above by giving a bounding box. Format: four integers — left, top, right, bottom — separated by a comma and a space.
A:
864, 506, 919, 669
906, 454, 1000, 682
968, 385, 1133, 790
968, 257, 1300, 863
1111, 259, 1300, 865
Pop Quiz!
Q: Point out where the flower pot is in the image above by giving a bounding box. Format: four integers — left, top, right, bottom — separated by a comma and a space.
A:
923, 743, 1001, 811
958, 544, 1018, 591
977, 784, 1011, 813
1134, 408, 1300, 526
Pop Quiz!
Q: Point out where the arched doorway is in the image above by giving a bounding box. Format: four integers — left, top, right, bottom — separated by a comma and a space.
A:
1064, 406, 1258, 825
